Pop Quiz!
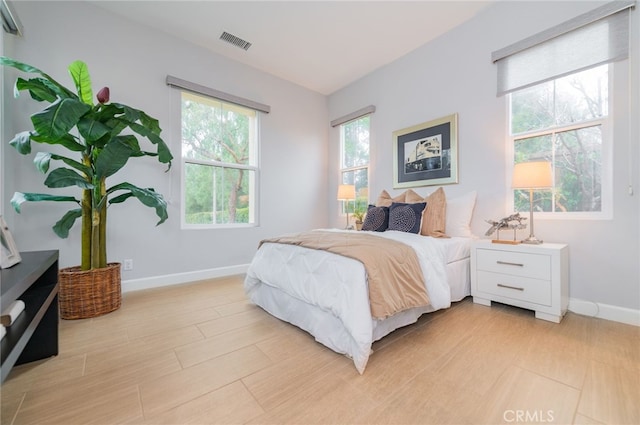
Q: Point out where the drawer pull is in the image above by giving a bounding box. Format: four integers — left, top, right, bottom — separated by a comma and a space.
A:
496, 260, 524, 267
497, 283, 525, 291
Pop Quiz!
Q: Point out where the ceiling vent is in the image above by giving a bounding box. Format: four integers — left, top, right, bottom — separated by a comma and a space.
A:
219, 31, 252, 51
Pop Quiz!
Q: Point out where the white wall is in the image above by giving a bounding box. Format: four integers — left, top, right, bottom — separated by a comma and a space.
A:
328, 1, 640, 315
2, 1, 328, 285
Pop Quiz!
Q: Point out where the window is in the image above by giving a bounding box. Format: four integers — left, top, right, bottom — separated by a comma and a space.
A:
181, 91, 258, 226
495, 2, 633, 219
340, 115, 370, 213
509, 64, 610, 216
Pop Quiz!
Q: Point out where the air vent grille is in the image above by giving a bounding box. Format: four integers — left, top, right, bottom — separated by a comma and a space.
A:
220, 31, 252, 51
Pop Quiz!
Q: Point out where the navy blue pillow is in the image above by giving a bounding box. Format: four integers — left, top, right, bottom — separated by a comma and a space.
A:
388, 202, 427, 234
361, 205, 389, 232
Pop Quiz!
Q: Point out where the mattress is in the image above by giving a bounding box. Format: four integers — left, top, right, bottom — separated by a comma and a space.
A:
441, 236, 473, 264
244, 229, 473, 373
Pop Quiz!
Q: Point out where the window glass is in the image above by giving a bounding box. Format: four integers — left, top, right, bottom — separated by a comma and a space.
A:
554, 66, 608, 126
510, 65, 608, 215
340, 116, 370, 213
341, 116, 370, 168
341, 168, 369, 211
181, 92, 258, 226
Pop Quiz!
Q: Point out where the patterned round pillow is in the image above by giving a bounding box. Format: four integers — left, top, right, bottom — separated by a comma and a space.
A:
388, 202, 426, 234
361, 205, 389, 232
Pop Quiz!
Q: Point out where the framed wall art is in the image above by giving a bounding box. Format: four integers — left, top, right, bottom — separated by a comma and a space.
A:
393, 113, 458, 188
1, 215, 21, 269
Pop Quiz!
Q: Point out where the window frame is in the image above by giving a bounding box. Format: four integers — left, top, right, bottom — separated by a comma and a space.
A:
179, 90, 261, 229
506, 65, 613, 220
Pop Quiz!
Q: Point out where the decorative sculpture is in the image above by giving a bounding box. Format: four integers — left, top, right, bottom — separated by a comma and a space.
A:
485, 213, 527, 244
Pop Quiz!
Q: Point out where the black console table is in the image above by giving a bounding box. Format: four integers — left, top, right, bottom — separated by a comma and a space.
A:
1, 250, 59, 382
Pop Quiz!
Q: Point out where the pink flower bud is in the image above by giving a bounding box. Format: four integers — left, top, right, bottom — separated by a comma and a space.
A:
97, 87, 110, 104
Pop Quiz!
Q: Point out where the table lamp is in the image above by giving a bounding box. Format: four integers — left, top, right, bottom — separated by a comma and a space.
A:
337, 184, 356, 229
512, 161, 552, 244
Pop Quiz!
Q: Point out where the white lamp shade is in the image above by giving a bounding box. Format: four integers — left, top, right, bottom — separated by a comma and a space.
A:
512, 161, 552, 189
337, 184, 356, 200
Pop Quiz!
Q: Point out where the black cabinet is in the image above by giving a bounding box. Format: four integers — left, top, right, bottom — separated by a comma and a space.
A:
1, 250, 59, 382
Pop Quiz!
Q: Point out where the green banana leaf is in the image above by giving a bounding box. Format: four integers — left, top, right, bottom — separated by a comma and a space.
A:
108, 182, 168, 225
11, 192, 80, 213
34, 151, 92, 176
0, 56, 77, 99
44, 168, 93, 189
31, 97, 91, 140
8, 131, 32, 154
94, 136, 139, 179
53, 208, 83, 238
77, 115, 112, 143
30, 133, 86, 152
15, 77, 58, 103
127, 121, 173, 166
68, 60, 93, 105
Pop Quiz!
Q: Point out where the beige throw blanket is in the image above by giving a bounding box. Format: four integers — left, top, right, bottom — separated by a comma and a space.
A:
260, 231, 430, 319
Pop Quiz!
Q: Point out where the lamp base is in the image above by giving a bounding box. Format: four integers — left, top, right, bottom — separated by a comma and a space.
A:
522, 235, 544, 244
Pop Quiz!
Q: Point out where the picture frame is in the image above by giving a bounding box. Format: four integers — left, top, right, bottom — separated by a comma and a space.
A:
1, 216, 21, 269
393, 113, 458, 188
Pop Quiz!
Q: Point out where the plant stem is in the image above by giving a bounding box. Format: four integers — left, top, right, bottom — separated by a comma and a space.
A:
91, 208, 100, 269
99, 178, 107, 268
81, 189, 92, 270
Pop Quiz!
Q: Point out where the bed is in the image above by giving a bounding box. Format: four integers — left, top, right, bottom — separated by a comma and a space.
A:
244, 188, 477, 373
244, 232, 473, 374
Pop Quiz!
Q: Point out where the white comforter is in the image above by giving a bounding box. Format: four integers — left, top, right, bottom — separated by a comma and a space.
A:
244, 229, 451, 373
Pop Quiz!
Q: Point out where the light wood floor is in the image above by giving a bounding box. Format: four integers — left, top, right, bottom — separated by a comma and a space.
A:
1, 275, 638, 425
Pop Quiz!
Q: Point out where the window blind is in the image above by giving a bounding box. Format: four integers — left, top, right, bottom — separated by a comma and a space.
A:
166, 75, 270, 114
1, 0, 21, 35
330, 105, 376, 127
492, 0, 635, 96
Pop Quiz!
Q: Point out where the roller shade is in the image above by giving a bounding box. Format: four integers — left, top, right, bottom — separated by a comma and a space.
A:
330, 105, 376, 127
493, 0, 635, 96
166, 75, 270, 114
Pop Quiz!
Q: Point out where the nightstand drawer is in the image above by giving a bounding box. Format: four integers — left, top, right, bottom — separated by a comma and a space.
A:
476, 249, 551, 280
476, 271, 552, 306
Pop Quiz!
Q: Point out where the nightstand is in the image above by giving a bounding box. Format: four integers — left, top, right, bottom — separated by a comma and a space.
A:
471, 240, 569, 323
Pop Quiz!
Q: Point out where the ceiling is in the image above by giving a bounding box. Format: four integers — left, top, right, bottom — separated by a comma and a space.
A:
91, 1, 493, 95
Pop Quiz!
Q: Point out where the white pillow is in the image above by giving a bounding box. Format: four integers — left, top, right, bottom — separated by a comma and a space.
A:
445, 191, 477, 237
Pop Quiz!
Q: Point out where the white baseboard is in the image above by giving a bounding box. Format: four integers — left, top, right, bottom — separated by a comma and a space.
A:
569, 298, 640, 327
122, 264, 250, 293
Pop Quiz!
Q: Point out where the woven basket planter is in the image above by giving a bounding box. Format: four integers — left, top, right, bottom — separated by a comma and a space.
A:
59, 263, 122, 319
